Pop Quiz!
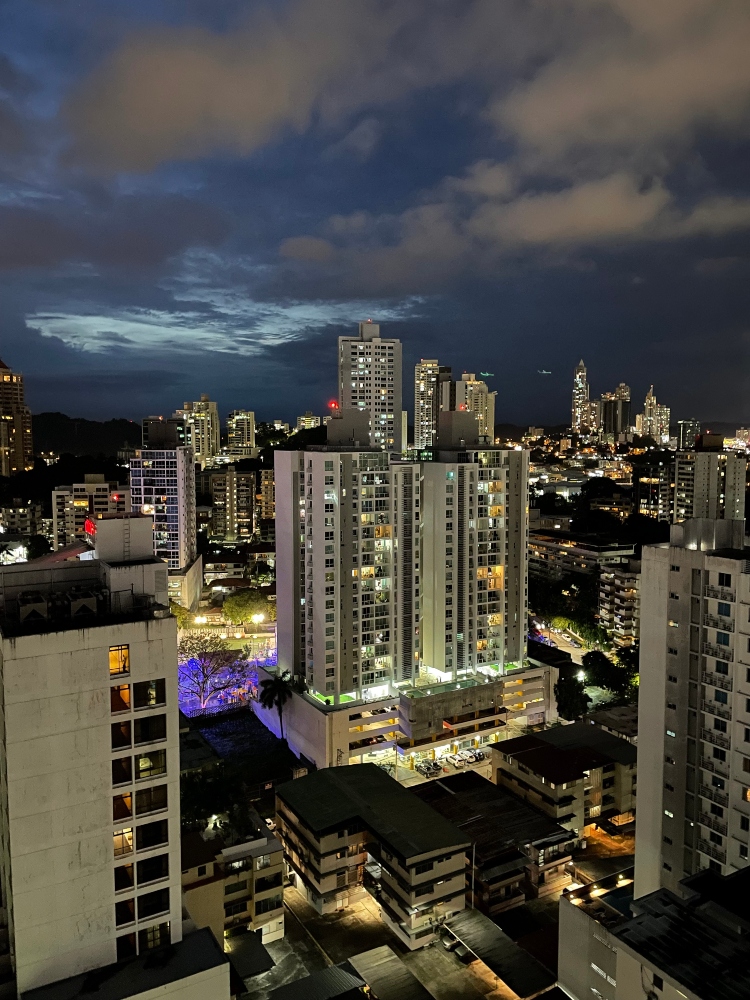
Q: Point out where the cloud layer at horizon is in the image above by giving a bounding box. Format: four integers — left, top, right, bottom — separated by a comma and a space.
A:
1, 0, 749, 423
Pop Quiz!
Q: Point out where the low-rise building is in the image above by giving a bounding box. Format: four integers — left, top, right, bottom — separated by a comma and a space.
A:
51, 474, 130, 549
528, 530, 635, 579
275, 764, 469, 949
585, 704, 638, 745
491, 722, 637, 838
411, 771, 575, 916
598, 558, 641, 648
181, 825, 285, 947
0, 499, 42, 535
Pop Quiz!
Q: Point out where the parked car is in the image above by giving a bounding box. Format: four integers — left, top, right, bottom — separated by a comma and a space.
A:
416, 761, 435, 777
457, 749, 477, 763
444, 753, 465, 768
441, 933, 460, 951
471, 749, 485, 761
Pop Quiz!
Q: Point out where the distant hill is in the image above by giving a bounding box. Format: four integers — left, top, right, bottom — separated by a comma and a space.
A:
33, 413, 141, 457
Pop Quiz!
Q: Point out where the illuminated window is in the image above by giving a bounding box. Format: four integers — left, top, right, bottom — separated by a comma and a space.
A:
111, 685, 131, 713
113, 793, 133, 822
113, 828, 133, 857
135, 750, 167, 780
109, 646, 130, 676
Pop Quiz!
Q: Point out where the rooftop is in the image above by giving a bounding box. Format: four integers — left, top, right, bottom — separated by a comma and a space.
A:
348, 946, 437, 1000
613, 868, 750, 1000
276, 763, 470, 861
586, 704, 639, 742
563, 867, 635, 932
410, 771, 574, 870
493, 721, 636, 783
21, 929, 229, 1000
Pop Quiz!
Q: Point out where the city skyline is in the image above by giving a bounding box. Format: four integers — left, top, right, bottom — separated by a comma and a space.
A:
2, 3, 750, 423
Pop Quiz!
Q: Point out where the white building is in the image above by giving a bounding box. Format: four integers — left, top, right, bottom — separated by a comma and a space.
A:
52, 475, 130, 551
571, 359, 589, 433
0, 515, 231, 998
226, 410, 256, 457
637, 385, 671, 443
295, 411, 321, 431
635, 518, 750, 899
673, 450, 746, 523
338, 321, 404, 452
413, 360, 451, 450
599, 559, 641, 648
454, 374, 496, 442
172, 395, 220, 468
129, 434, 201, 611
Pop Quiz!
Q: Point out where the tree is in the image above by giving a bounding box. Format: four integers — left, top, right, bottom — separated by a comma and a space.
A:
555, 667, 590, 721
223, 588, 274, 624
582, 649, 637, 698
258, 671, 293, 740
169, 600, 192, 629
25, 535, 51, 561
177, 633, 250, 710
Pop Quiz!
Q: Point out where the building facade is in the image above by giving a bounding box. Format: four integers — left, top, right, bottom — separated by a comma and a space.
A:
257, 468, 275, 520
172, 395, 220, 468
528, 529, 635, 579
0, 359, 33, 477
338, 321, 404, 452
295, 412, 320, 431
571, 359, 589, 433
414, 360, 451, 450
197, 466, 255, 542
454, 374, 495, 442
678, 418, 701, 450
635, 518, 750, 899
600, 383, 631, 440
637, 385, 670, 444
673, 451, 746, 523
52, 475, 131, 550
599, 559, 641, 648
226, 410, 256, 457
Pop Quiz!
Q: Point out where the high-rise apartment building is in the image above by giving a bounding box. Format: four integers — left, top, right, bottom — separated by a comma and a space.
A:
172, 395, 220, 468
197, 466, 255, 541
673, 451, 746, 523
454, 374, 496, 442
635, 518, 750, 898
275, 444, 528, 703
637, 385, 670, 443
258, 468, 275, 520
678, 418, 701, 450
52, 474, 131, 550
571, 359, 589, 432
295, 411, 320, 431
632, 455, 675, 521
226, 410, 256, 457
601, 383, 631, 439
129, 421, 201, 610
0, 516, 231, 998
414, 360, 452, 449
0, 359, 33, 477
599, 559, 641, 648
338, 321, 404, 452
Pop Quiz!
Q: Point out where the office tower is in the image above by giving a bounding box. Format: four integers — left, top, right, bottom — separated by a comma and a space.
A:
338, 321, 404, 452
678, 418, 701, 450
0, 516, 231, 997
275, 440, 528, 699
197, 466, 255, 541
52, 474, 131, 550
674, 451, 747, 522
171, 395, 220, 468
571, 359, 589, 432
600, 382, 631, 439
0, 358, 33, 476
129, 421, 200, 610
226, 410, 256, 457
581, 399, 601, 434
635, 518, 749, 898
295, 412, 320, 431
414, 360, 451, 449
632, 455, 674, 521
639, 385, 670, 443
454, 374, 496, 442
599, 559, 641, 648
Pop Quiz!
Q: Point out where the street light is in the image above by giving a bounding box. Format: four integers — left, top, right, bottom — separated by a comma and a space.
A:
193, 615, 208, 625
251, 613, 265, 625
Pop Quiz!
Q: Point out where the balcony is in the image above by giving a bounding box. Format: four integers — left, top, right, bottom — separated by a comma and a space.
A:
705, 585, 735, 602
704, 614, 734, 633
698, 785, 729, 807
699, 756, 730, 779
698, 813, 728, 836
701, 700, 732, 721
700, 728, 730, 749
702, 671, 732, 691
702, 642, 733, 662
697, 839, 726, 865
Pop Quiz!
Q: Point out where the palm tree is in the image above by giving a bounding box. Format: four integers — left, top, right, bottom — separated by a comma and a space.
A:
258, 671, 293, 740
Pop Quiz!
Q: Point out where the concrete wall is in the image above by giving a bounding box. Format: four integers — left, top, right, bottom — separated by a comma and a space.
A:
558, 895, 617, 1000
137, 962, 230, 1000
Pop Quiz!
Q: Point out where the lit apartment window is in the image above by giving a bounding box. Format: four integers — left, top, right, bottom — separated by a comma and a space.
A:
135, 750, 167, 780
110, 645, 130, 676
111, 685, 131, 713
114, 828, 134, 857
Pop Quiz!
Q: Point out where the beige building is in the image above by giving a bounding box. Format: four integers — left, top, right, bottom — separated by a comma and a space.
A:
276, 764, 469, 948
173, 396, 220, 468
599, 558, 641, 648
492, 722, 637, 839
528, 529, 635, 579
338, 321, 404, 452
0, 514, 233, 999
0, 359, 33, 477
52, 475, 131, 550
257, 469, 275, 521
181, 825, 284, 947
454, 374, 495, 441
226, 410, 255, 458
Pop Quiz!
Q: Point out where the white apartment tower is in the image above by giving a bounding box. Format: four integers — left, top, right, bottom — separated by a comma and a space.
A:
338, 322, 404, 452
635, 518, 750, 899
0, 516, 215, 996
275, 446, 528, 701
674, 451, 747, 523
52, 475, 131, 550
638, 385, 670, 443
454, 374, 496, 442
414, 360, 451, 450
172, 395, 220, 468
226, 410, 256, 457
571, 359, 589, 432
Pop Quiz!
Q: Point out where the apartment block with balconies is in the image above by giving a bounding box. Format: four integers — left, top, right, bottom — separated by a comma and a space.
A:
275, 764, 469, 949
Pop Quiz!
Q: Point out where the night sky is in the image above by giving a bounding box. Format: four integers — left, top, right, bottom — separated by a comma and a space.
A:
1, 0, 749, 425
